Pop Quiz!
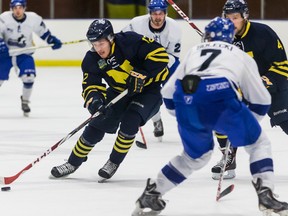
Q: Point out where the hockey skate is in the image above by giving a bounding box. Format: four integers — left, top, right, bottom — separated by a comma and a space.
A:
153, 119, 164, 142
50, 162, 78, 178
252, 178, 288, 216
21, 96, 30, 117
211, 146, 236, 180
98, 159, 119, 183
132, 178, 166, 216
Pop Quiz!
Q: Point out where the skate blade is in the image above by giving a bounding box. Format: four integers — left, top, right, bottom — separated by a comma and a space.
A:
260, 206, 288, 216
212, 170, 236, 180
278, 210, 288, 216
98, 177, 108, 183
259, 207, 273, 216
23, 112, 30, 117
132, 202, 161, 216
157, 137, 163, 142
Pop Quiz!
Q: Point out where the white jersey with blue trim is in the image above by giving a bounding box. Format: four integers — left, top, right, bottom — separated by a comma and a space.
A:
161, 41, 271, 119
0, 11, 48, 56
122, 14, 182, 66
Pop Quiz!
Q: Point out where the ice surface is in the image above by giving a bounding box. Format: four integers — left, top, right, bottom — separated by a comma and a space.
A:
0, 68, 287, 216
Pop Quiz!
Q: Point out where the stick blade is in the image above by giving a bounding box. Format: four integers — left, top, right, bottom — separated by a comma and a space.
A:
135, 141, 147, 149
217, 184, 234, 201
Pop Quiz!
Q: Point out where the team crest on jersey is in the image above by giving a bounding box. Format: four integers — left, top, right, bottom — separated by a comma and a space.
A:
107, 56, 119, 68
233, 41, 244, 50
184, 95, 193, 104
98, 59, 107, 69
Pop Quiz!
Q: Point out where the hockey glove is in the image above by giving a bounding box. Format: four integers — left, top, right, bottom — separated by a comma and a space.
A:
84, 96, 105, 115
127, 71, 147, 97
0, 38, 9, 58
47, 35, 62, 50
261, 75, 276, 93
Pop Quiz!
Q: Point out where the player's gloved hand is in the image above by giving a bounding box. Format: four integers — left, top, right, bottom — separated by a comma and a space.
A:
47, 35, 62, 50
261, 75, 276, 93
0, 38, 9, 58
84, 96, 105, 115
127, 71, 147, 97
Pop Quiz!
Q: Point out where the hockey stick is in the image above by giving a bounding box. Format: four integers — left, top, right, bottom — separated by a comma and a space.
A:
166, 0, 203, 37
216, 141, 235, 201
135, 127, 147, 149
9, 39, 87, 54
0, 89, 128, 185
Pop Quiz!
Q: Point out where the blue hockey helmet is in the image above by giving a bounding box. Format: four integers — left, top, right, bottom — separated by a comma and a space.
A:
10, 0, 27, 8
86, 19, 114, 43
222, 0, 249, 19
203, 17, 235, 44
148, 0, 168, 13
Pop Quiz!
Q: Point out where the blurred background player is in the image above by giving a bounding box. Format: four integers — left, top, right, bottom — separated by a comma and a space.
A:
0, 0, 62, 116
211, 0, 288, 180
50, 19, 169, 182
132, 17, 288, 216
122, 0, 182, 140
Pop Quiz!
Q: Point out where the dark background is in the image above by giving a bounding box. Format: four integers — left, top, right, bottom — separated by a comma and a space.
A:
1, 0, 288, 19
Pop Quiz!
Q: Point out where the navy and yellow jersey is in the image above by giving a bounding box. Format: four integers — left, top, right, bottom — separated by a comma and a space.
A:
233, 21, 288, 78
81, 31, 169, 101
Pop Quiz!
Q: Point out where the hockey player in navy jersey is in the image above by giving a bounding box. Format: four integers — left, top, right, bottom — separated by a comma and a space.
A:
132, 17, 288, 216
50, 19, 169, 181
123, 0, 182, 140
0, 0, 62, 116
211, 0, 288, 180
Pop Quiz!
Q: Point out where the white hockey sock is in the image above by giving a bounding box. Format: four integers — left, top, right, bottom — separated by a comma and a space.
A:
151, 110, 161, 122
22, 87, 33, 101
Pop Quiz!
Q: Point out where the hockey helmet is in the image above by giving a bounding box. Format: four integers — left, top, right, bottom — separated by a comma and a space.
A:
222, 0, 249, 19
86, 19, 114, 43
10, 0, 27, 8
148, 0, 168, 13
203, 17, 235, 44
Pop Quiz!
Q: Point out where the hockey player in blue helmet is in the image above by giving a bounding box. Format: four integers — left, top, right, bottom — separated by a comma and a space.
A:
211, 0, 288, 181
122, 0, 182, 141
0, 0, 62, 116
132, 16, 288, 216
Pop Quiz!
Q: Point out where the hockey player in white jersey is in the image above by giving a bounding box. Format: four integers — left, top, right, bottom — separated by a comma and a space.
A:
122, 0, 182, 140
0, 0, 62, 116
132, 17, 288, 216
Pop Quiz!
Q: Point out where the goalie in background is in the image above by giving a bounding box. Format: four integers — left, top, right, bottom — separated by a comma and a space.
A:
132, 17, 288, 216
0, 0, 62, 117
211, 0, 288, 181
123, 0, 182, 140
50, 19, 169, 182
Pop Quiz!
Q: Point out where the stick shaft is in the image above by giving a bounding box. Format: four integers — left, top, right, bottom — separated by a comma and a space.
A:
216, 141, 231, 201
139, 127, 147, 145
9, 39, 87, 54
166, 0, 203, 36
0, 90, 127, 185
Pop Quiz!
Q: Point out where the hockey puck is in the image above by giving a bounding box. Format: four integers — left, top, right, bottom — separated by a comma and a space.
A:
1, 186, 11, 192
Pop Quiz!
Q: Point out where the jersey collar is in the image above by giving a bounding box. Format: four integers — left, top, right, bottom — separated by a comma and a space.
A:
240, 20, 251, 39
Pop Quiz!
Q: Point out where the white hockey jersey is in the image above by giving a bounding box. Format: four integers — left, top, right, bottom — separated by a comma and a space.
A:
122, 14, 182, 68
0, 11, 49, 56
161, 41, 271, 120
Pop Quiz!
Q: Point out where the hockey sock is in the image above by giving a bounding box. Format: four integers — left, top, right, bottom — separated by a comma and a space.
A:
215, 132, 238, 154
215, 132, 228, 148
68, 137, 93, 167
109, 131, 135, 165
